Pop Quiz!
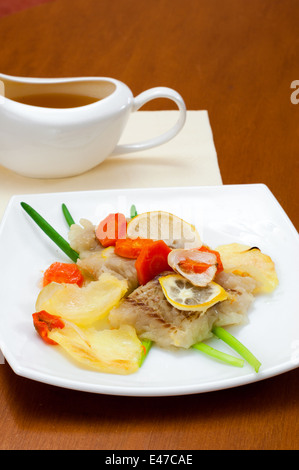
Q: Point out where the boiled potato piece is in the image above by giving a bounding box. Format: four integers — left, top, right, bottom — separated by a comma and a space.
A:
49, 323, 142, 375
216, 243, 278, 294
36, 272, 127, 327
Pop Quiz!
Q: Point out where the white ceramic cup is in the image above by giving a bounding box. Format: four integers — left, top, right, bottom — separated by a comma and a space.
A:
0, 74, 186, 178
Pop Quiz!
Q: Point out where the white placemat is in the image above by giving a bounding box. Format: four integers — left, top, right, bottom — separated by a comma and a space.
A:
0, 110, 222, 220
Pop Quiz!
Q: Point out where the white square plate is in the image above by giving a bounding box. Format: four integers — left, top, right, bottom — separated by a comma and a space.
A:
0, 184, 298, 396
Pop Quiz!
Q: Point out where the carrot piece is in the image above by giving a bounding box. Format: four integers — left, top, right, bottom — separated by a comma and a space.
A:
32, 311, 65, 345
135, 240, 172, 285
198, 246, 223, 273
178, 259, 211, 274
95, 213, 127, 247
114, 238, 154, 259
42, 262, 84, 287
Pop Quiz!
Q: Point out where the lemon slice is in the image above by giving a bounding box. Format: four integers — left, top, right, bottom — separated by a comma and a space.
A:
159, 273, 228, 312
126, 211, 201, 249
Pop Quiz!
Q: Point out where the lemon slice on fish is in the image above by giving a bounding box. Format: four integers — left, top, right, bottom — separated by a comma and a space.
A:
126, 211, 201, 249
159, 273, 228, 312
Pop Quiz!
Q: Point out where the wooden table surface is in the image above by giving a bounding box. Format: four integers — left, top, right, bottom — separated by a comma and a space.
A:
0, 0, 298, 451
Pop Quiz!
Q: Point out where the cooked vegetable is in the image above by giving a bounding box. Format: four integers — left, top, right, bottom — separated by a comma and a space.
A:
135, 240, 172, 285
62, 203, 75, 227
32, 310, 65, 345
43, 262, 84, 287
139, 339, 153, 366
130, 204, 138, 218
212, 326, 261, 372
96, 213, 127, 247
21, 202, 79, 263
168, 248, 218, 286
34, 312, 142, 375
216, 243, 279, 294
192, 342, 244, 368
50, 323, 142, 374
178, 258, 212, 274
198, 246, 223, 273
36, 272, 127, 327
114, 237, 154, 259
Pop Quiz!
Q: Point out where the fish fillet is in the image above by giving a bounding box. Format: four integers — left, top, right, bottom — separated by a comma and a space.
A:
109, 271, 257, 349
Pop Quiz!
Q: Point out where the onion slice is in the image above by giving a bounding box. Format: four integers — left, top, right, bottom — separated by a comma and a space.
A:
167, 248, 218, 286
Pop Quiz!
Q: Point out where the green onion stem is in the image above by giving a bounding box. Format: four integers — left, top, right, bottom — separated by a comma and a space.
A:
212, 326, 261, 372
21, 202, 79, 263
192, 342, 244, 368
62, 203, 75, 227
139, 339, 152, 366
130, 204, 137, 219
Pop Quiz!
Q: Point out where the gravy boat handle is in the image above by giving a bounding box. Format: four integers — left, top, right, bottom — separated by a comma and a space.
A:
111, 87, 186, 155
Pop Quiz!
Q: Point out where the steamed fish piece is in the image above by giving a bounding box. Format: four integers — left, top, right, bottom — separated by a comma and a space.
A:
212, 270, 257, 328
68, 218, 138, 293
68, 218, 102, 258
109, 271, 257, 349
216, 243, 278, 294
77, 250, 139, 294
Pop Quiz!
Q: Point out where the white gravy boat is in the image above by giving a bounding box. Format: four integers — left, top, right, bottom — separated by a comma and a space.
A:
0, 73, 186, 178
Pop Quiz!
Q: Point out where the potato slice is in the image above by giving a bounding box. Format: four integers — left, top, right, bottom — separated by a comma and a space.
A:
216, 243, 279, 294
36, 272, 127, 327
49, 323, 142, 375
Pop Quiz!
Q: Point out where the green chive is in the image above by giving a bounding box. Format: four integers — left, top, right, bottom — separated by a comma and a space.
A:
130, 204, 137, 219
62, 203, 75, 227
192, 342, 244, 368
212, 326, 261, 372
139, 339, 152, 366
21, 202, 79, 263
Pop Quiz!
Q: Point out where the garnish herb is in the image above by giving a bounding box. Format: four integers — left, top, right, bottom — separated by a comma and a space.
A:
20, 202, 79, 263
212, 326, 261, 372
192, 342, 244, 368
139, 339, 153, 366
130, 204, 138, 218
62, 203, 75, 227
